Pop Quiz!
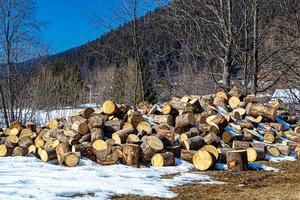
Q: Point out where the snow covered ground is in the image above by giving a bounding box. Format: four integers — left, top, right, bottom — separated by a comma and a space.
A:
0, 156, 224, 200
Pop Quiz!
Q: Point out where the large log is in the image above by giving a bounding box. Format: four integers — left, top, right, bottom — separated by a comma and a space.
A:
246, 147, 265, 162
123, 143, 140, 167
151, 152, 175, 167
226, 150, 248, 172
140, 136, 164, 162
102, 100, 117, 115
182, 136, 204, 150
246, 103, 278, 121
92, 147, 119, 165
175, 113, 195, 128
193, 150, 215, 171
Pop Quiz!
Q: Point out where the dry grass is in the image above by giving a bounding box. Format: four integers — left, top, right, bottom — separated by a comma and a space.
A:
113, 160, 300, 200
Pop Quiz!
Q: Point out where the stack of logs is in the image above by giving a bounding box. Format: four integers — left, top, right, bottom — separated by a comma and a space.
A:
0, 86, 300, 172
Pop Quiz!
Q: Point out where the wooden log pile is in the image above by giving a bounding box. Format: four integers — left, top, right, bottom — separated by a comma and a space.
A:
0, 88, 300, 172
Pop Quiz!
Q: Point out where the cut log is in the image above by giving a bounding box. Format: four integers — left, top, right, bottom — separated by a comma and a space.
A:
217, 148, 232, 163
193, 150, 215, 171
126, 134, 140, 144
182, 136, 204, 150
162, 103, 179, 115
264, 131, 276, 143
48, 118, 60, 129
92, 139, 108, 151
203, 132, 219, 145
137, 121, 152, 134
151, 152, 175, 167
180, 149, 196, 163
246, 147, 265, 162
18, 136, 33, 148
80, 107, 95, 119
13, 146, 27, 156
277, 145, 290, 156
180, 128, 200, 141
232, 140, 250, 150
150, 114, 174, 126
112, 127, 135, 144
88, 115, 105, 128
123, 143, 140, 166
90, 128, 104, 142
213, 96, 228, 108
0, 144, 8, 156
226, 150, 248, 172
175, 113, 195, 128
246, 103, 278, 121
165, 145, 181, 158
140, 136, 164, 162
72, 120, 89, 135
39, 148, 57, 162
202, 145, 219, 160
128, 112, 144, 128
102, 100, 117, 115
266, 146, 280, 157
56, 143, 79, 167
229, 96, 240, 109
92, 147, 119, 165
221, 131, 233, 144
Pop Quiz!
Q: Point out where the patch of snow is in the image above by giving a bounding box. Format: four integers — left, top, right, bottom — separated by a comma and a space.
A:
0, 157, 223, 200
272, 89, 300, 104
265, 153, 297, 162
214, 162, 279, 172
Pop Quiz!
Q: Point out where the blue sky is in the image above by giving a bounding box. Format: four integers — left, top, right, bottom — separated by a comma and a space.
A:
36, 0, 159, 54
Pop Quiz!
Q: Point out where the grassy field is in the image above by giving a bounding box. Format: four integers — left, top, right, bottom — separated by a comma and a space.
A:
114, 160, 300, 200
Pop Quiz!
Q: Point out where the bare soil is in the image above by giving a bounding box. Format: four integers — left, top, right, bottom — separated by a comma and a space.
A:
114, 160, 300, 200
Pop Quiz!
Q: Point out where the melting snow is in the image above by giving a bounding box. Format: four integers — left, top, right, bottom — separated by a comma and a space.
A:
0, 156, 223, 200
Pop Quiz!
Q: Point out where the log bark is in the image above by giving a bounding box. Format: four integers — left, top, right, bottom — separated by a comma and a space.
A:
140, 136, 164, 162
92, 147, 119, 165
232, 140, 250, 150
151, 152, 175, 167
123, 143, 140, 167
226, 150, 248, 172
175, 113, 195, 128
182, 136, 204, 150
246, 103, 278, 121
56, 143, 79, 167
112, 127, 135, 144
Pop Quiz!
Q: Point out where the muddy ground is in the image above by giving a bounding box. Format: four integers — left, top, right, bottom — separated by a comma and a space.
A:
114, 160, 300, 200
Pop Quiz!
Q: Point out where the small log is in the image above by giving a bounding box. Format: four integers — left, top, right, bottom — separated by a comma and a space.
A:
180, 128, 200, 141
137, 121, 152, 134
102, 100, 117, 115
150, 114, 174, 126
151, 152, 175, 167
180, 149, 196, 163
246, 147, 265, 162
48, 118, 60, 129
126, 134, 140, 144
264, 131, 276, 143
140, 136, 164, 162
165, 145, 181, 158
193, 150, 215, 171
128, 111, 144, 128
213, 96, 227, 108
277, 145, 290, 156
80, 107, 95, 119
162, 103, 179, 115
123, 143, 140, 166
0, 144, 8, 156
13, 146, 27, 156
39, 148, 57, 162
18, 136, 33, 148
203, 132, 219, 145
92, 147, 119, 165
92, 139, 108, 151
112, 127, 135, 144
232, 140, 250, 150
56, 143, 79, 167
226, 150, 248, 172
228, 96, 240, 109
175, 113, 195, 128
182, 136, 204, 150
246, 103, 278, 121
72, 120, 89, 135
90, 128, 104, 142
266, 146, 280, 157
